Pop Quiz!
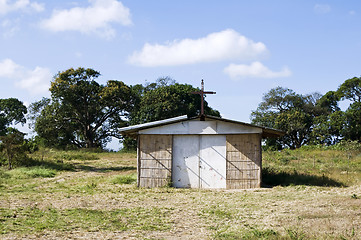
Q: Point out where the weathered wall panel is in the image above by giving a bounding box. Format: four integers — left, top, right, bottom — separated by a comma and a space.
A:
226, 134, 262, 189
138, 135, 172, 187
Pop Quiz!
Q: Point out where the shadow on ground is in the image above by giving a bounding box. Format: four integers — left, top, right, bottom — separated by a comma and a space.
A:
26, 158, 75, 171
74, 164, 136, 172
262, 167, 345, 187
23, 157, 136, 173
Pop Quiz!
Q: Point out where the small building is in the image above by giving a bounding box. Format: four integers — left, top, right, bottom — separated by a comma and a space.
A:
119, 115, 283, 189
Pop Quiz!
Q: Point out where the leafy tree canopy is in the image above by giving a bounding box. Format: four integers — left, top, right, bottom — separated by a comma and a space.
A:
129, 77, 220, 124
330, 76, 361, 142
122, 77, 220, 151
257, 87, 304, 112
0, 98, 27, 136
316, 90, 341, 113
0, 127, 26, 169
344, 102, 361, 141
336, 77, 361, 103
251, 87, 326, 149
30, 67, 132, 149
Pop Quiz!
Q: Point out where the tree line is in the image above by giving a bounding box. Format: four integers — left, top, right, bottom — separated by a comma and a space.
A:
251, 77, 361, 149
1, 67, 361, 168
0, 67, 220, 168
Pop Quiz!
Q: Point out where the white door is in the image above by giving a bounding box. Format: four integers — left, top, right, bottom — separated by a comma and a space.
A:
172, 135, 200, 188
199, 135, 227, 188
172, 135, 226, 189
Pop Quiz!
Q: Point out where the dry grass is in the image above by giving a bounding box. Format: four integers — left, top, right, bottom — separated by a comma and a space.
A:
0, 150, 361, 239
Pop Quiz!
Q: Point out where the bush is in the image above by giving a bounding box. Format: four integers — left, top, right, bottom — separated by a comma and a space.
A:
0, 150, 30, 168
329, 140, 361, 151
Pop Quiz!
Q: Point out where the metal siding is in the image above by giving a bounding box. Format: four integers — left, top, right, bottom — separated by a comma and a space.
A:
216, 122, 262, 134
172, 135, 200, 188
172, 135, 227, 189
199, 135, 227, 188
137, 135, 140, 187
139, 120, 262, 135
188, 121, 217, 134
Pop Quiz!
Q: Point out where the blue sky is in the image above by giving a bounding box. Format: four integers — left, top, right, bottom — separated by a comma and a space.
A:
1, 0, 361, 148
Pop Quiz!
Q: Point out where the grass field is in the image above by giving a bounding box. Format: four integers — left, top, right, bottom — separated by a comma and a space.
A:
0, 147, 361, 239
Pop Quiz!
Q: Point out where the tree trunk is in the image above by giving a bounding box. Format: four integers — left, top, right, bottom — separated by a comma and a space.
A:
7, 151, 13, 170
84, 126, 95, 148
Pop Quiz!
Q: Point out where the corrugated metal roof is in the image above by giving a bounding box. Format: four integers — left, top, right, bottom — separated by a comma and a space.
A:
119, 115, 284, 138
119, 115, 188, 134
199, 115, 284, 138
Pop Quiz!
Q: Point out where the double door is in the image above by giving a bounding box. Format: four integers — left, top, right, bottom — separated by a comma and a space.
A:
172, 135, 226, 188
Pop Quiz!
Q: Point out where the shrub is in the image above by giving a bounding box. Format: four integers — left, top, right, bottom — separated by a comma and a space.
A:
329, 140, 361, 152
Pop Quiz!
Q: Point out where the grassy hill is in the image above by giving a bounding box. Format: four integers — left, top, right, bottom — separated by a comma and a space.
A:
0, 145, 360, 239
262, 144, 361, 187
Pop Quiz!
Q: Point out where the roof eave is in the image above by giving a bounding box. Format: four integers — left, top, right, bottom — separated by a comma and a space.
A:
119, 114, 285, 138
119, 115, 189, 135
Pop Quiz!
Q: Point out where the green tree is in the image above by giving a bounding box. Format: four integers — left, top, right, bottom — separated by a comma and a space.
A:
129, 77, 220, 124
336, 77, 361, 103
251, 87, 325, 149
0, 98, 27, 136
344, 102, 361, 141
123, 77, 220, 150
30, 67, 132, 149
316, 90, 341, 113
0, 128, 26, 169
333, 76, 361, 141
29, 99, 79, 148
275, 109, 313, 149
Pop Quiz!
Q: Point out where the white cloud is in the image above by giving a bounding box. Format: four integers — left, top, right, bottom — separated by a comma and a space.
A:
0, 58, 22, 77
15, 67, 52, 94
128, 29, 267, 67
0, 58, 52, 95
40, 0, 132, 39
314, 4, 331, 14
29, 1, 44, 12
224, 61, 292, 79
1, 18, 20, 38
0, 0, 44, 15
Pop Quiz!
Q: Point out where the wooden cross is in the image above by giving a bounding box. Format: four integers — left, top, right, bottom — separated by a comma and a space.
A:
191, 79, 216, 120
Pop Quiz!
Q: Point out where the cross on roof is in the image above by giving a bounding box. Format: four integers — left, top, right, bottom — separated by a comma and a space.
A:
191, 79, 216, 120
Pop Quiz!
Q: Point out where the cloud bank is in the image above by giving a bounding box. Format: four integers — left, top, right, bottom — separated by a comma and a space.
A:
128, 29, 267, 67
129, 29, 291, 79
0, 58, 52, 95
0, 0, 44, 15
224, 61, 291, 79
40, 0, 131, 39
